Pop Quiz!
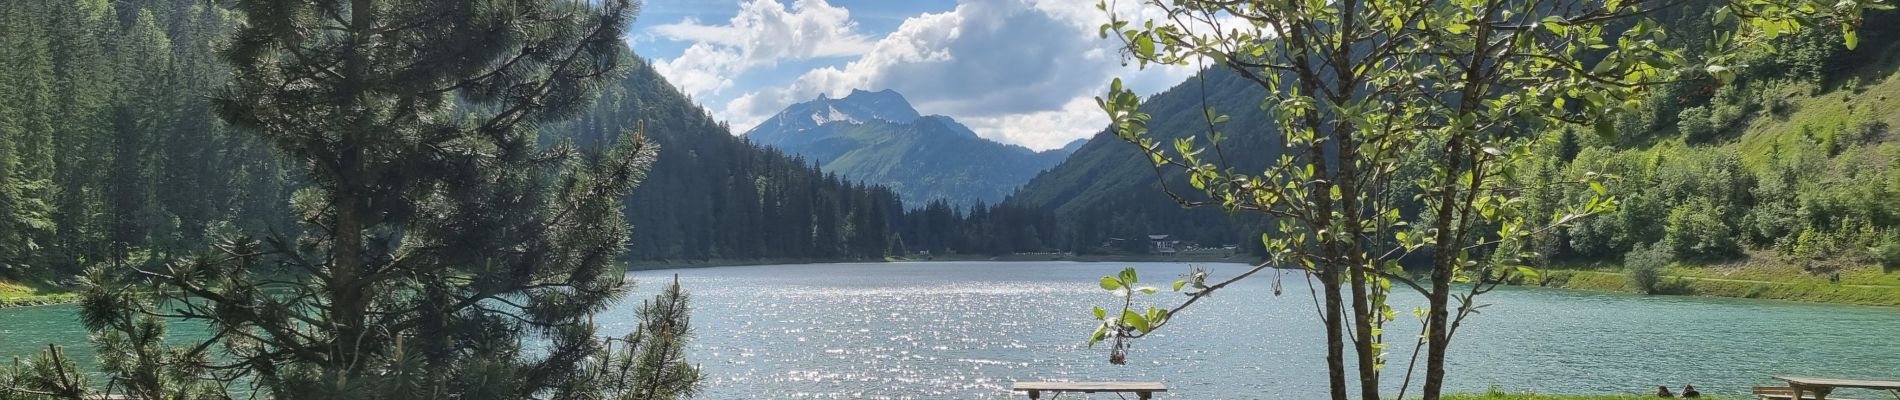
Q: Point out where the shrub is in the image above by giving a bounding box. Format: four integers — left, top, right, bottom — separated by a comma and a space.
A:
1677, 106, 1715, 141
1745, 201, 1803, 247
1625, 243, 1672, 294
1664, 200, 1741, 260
1768, 95, 1795, 117
1848, 118, 1888, 146
1874, 234, 1900, 273
1793, 227, 1840, 259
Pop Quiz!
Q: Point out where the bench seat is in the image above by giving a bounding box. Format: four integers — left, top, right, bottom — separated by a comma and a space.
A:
1755, 386, 1861, 400
1013, 381, 1167, 399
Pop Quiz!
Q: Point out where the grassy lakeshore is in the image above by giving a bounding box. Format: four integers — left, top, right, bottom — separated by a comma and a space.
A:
1528, 253, 1900, 307
627, 252, 1256, 270
0, 279, 78, 308
1446, 394, 1729, 400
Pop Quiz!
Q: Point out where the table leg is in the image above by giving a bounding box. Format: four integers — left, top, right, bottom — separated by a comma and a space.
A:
1027, 390, 1040, 399
1815, 387, 1832, 400
1793, 384, 1805, 400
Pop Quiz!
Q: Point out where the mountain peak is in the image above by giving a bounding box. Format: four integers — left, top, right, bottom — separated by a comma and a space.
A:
746, 89, 924, 138
744, 90, 1073, 208
832, 89, 918, 122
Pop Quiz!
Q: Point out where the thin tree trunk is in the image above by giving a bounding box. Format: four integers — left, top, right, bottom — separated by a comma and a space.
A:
1425, 1, 1500, 396
1334, 118, 1381, 400
1322, 269, 1350, 400
328, 0, 374, 374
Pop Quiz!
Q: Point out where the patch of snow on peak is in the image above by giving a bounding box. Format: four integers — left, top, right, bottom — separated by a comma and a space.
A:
811, 105, 861, 125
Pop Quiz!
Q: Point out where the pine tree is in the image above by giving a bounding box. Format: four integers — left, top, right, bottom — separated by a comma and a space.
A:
46, 0, 118, 273
68, 0, 695, 398
0, 0, 60, 275
105, 9, 174, 260
598, 276, 701, 400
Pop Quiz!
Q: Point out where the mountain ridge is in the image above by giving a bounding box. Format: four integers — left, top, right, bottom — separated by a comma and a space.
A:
745, 89, 1075, 208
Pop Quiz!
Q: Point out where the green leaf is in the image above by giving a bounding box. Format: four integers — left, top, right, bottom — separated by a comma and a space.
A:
1593, 116, 1616, 140
1100, 276, 1123, 291
1446, 23, 1470, 34
1120, 267, 1139, 285
1173, 281, 1187, 291
1123, 310, 1150, 333
1515, 266, 1542, 282
1134, 34, 1156, 59
1541, 16, 1568, 35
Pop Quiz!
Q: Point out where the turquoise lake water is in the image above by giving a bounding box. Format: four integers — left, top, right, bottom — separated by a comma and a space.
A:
4, 261, 1898, 398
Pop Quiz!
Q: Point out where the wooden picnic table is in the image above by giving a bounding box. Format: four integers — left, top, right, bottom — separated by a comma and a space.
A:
1775, 376, 1900, 400
1012, 381, 1167, 399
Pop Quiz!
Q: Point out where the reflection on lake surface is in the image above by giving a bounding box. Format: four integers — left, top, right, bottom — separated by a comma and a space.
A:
6, 261, 1900, 398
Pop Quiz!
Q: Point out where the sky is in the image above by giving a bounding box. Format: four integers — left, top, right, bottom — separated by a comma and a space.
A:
627, 0, 1201, 150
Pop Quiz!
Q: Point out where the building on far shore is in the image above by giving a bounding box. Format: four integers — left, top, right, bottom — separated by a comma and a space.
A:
1148, 235, 1181, 254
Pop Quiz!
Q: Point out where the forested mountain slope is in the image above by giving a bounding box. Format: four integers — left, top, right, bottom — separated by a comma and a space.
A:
1525, 13, 1900, 275
550, 60, 1070, 260
0, 0, 1064, 280
1004, 67, 1277, 252
547, 62, 911, 261
745, 90, 1076, 208
1004, 6, 1900, 269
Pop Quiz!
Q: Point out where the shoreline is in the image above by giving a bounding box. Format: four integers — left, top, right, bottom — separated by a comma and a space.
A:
630, 256, 1900, 308
1522, 268, 1900, 307
0, 294, 80, 309
627, 253, 1259, 270
0, 279, 80, 309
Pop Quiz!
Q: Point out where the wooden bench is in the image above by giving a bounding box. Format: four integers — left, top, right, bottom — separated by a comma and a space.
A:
1775, 376, 1900, 400
1756, 386, 1861, 400
1013, 382, 1166, 399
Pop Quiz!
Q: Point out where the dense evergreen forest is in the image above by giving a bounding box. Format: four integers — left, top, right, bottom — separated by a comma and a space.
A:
0, 0, 1071, 287
0, 0, 297, 280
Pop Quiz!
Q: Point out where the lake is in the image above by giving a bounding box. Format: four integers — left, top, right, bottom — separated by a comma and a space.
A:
4, 261, 1899, 398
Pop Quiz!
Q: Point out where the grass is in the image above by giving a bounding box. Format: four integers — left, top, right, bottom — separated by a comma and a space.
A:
1532, 256, 1900, 307
0, 278, 78, 308
1735, 45, 1900, 173
1445, 394, 1728, 400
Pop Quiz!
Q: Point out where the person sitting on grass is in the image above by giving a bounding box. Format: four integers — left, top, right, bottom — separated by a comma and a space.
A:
1681, 385, 1700, 398
1657, 385, 1675, 398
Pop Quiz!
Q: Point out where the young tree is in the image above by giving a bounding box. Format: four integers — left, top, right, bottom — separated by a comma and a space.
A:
57, 0, 698, 398
599, 275, 702, 400
1085, 0, 1876, 399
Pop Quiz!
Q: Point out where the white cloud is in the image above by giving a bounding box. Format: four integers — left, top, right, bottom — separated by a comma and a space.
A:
655, 0, 1213, 150
961, 96, 1107, 150
651, 0, 874, 97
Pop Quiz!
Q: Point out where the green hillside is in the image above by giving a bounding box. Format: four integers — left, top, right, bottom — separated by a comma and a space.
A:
1006, 7, 1900, 294
1519, 13, 1900, 296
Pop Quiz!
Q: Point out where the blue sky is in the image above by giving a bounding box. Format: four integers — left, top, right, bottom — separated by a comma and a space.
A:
626, 0, 1198, 150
